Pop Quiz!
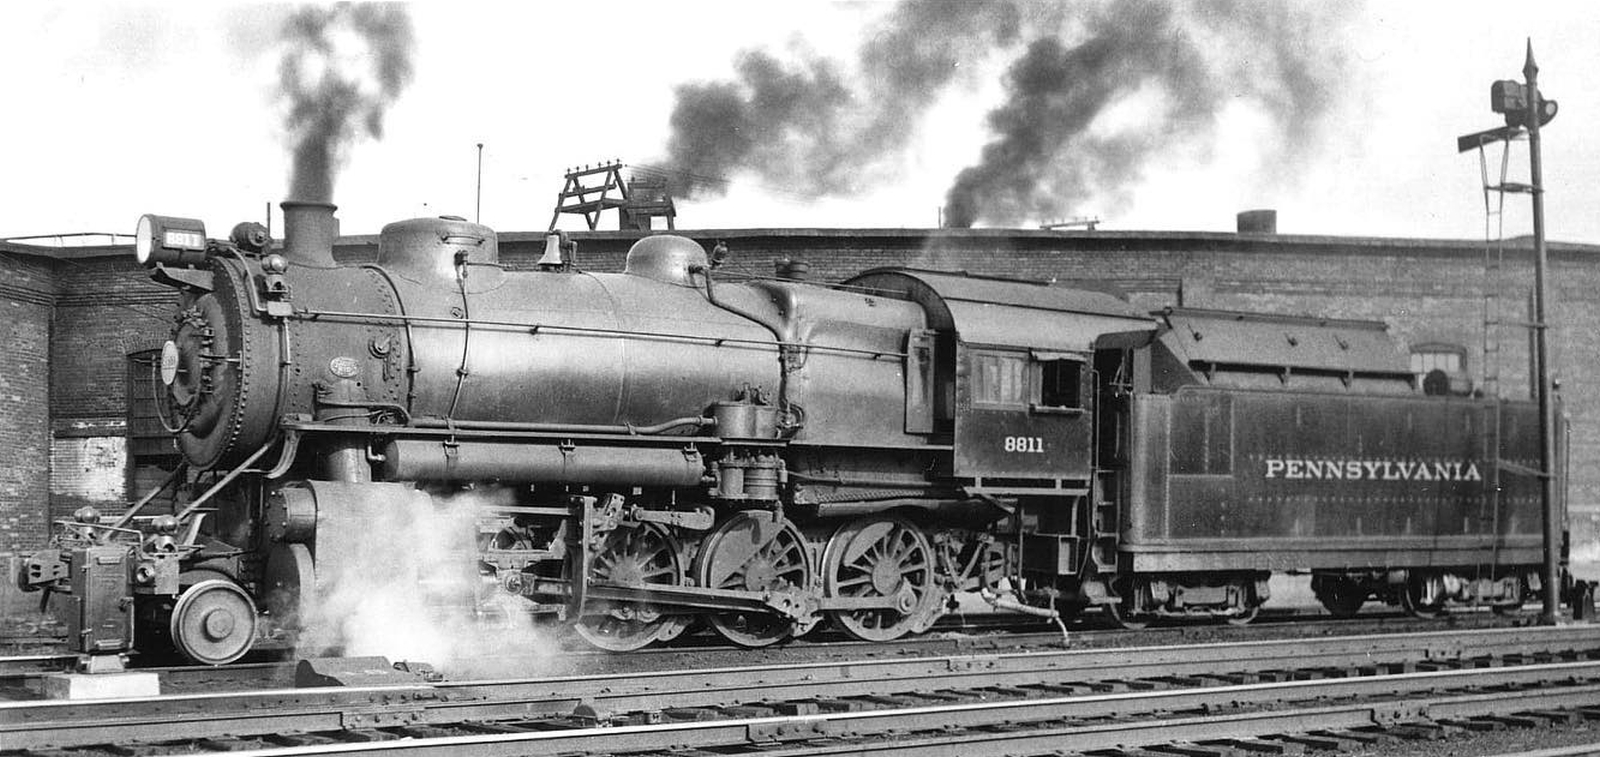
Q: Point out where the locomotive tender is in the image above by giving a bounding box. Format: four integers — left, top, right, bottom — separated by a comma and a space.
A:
21, 202, 1551, 662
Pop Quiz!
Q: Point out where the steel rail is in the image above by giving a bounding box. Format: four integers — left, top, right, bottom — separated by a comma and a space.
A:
61, 664, 1600, 757
6, 625, 1600, 751
439, 623, 1600, 708
0, 654, 74, 680
0, 609, 1527, 685
1486, 748, 1600, 757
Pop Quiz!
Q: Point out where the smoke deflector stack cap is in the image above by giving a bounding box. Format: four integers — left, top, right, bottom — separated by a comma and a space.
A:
281, 201, 341, 266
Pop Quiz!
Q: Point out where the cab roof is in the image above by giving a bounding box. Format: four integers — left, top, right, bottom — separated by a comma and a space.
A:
844, 268, 1156, 352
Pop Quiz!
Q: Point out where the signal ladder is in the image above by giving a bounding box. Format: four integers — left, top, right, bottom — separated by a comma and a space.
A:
1470, 130, 1532, 588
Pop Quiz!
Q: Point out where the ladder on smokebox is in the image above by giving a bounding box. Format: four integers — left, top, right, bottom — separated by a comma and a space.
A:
1469, 130, 1530, 581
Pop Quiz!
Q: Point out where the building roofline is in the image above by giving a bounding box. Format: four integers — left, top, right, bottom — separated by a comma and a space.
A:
8, 227, 1600, 262
518, 227, 1600, 257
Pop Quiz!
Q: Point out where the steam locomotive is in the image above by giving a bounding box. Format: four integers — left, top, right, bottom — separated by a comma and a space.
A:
21, 202, 1556, 664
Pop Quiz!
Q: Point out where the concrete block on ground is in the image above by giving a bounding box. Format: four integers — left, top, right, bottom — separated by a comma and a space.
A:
43, 671, 160, 700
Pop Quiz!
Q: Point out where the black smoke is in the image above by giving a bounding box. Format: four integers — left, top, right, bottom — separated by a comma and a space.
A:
944, 1, 1347, 227
278, 3, 415, 203
658, 0, 1351, 227
659, 0, 1023, 197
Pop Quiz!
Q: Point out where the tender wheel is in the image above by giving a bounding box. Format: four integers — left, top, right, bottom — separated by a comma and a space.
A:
573, 522, 687, 651
1103, 575, 1153, 630
1105, 598, 1150, 630
1314, 576, 1367, 619
170, 579, 257, 665
1224, 602, 1260, 626
695, 511, 813, 648
1492, 575, 1528, 615
1399, 575, 1447, 619
822, 515, 940, 642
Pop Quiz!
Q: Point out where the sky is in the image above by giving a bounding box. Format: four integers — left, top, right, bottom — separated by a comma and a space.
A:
2, 1, 1597, 245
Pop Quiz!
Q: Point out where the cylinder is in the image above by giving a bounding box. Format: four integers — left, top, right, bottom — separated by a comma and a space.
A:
380, 439, 704, 486
264, 485, 318, 543
281, 200, 340, 266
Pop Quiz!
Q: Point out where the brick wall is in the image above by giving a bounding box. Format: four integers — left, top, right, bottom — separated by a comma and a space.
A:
51, 257, 176, 419
0, 249, 55, 552
47, 256, 177, 523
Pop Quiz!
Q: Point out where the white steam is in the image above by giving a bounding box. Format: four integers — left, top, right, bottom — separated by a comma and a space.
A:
296, 486, 560, 679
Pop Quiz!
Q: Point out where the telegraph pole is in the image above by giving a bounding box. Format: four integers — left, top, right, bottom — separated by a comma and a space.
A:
1524, 41, 1561, 625
475, 142, 485, 223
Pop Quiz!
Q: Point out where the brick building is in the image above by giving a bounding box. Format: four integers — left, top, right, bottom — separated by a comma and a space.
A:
4, 221, 1598, 556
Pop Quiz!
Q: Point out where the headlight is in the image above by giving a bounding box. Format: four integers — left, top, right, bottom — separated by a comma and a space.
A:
134, 214, 209, 267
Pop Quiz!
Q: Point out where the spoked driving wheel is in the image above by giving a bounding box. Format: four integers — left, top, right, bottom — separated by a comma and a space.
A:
695, 510, 814, 648
573, 522, 688, 651
822, 515, 940, 641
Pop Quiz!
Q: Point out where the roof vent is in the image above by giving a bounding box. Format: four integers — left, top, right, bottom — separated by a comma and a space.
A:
1237, 209, 1277, 234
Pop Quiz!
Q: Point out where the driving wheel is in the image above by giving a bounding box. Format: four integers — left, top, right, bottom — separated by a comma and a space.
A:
821, 515, 939, 641
573, 522, 688, 651
695, 511, 814, 648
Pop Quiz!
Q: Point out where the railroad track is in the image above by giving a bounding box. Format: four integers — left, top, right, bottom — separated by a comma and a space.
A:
5, 624, 1599, 755
10, 657, 1600, 755
0, 604, 1537, 690
161, 669, 1600, 756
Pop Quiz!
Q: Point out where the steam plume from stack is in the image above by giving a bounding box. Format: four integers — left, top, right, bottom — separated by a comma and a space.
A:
943, 1, 1346, 227
661, 1, 1023, 197
278, 3, 415, 202
658, 0, 1351, 226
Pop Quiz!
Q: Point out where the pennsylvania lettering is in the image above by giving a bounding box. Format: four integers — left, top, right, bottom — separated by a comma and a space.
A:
1263, 458, 1483, 482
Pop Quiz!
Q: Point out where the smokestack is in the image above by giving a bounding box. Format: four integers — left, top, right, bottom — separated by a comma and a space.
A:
281, 200, 340, 266
1236, 209, 1277, 234
278, 4, 415, 206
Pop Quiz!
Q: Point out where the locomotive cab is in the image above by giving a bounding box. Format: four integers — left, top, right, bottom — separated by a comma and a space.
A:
845, 268, 1154, 492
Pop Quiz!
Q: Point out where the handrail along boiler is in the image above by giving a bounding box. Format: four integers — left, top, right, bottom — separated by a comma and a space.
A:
19, 202, 1559, 662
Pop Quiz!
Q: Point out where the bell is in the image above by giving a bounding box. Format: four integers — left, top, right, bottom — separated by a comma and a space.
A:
538, 233, 565, 267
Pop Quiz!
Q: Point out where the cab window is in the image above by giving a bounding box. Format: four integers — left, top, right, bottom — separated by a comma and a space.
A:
1037, 359, 1082, 410
970, 351, 1028, 408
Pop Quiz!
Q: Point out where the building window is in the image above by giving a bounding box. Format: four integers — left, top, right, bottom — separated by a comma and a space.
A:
1410, 343, 1467, 376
